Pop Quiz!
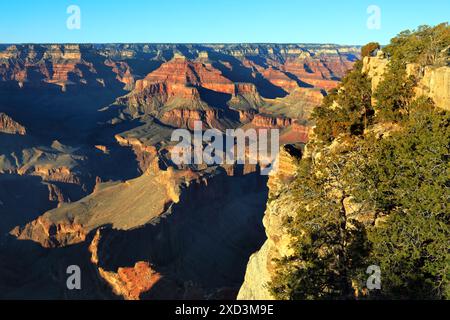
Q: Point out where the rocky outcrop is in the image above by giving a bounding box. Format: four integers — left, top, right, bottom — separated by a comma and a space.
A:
238, 145, 302, 300
98, 262, 162, 300
115, 134, 158, 172
47, 183, 67, 204
10, 216, 87, 248
0, 113, 26, 135
27, 166, 81, 185
407, 64, 450, 111
147, 54, 229, 91
258, 66, 299, 92
363, 51, 450, 110
362, 51, 389, 95
105, 59, 135, 90
89, 229, 162, 300
229, 83, 263, 111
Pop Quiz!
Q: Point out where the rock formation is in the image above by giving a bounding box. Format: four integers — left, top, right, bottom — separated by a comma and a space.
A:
362, 51, 389, 94
408, 64, 450, 111
11, 158, 189, 248
363, 51, 450, 110
98, 262, 162, 300
0, 113, 26, 135
238, 145, 302, 300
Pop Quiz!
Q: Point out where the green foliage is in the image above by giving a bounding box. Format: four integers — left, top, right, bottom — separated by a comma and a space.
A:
312, 60, 373, 143
374, 23, 449, 121
384, 23, 450, 66
373, 62, 417, 121
361, 42, 380, 58
352, 101, 450, 299
355, 99, 450, 213
272, 23, 450, 300
369, 210, 449, 299
269, 155, 370, 300
271, 97, 450, 300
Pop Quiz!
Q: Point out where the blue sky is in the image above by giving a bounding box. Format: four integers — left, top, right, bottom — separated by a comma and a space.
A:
0, 0, 448, 44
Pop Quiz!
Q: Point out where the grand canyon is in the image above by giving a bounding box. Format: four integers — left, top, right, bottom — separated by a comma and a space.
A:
1, 22, 449, 302
0, 43, 360, 299
0, 0, 449, 309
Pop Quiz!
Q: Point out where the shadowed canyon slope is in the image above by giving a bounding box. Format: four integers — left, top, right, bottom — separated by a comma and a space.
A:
0, 43, 359, 299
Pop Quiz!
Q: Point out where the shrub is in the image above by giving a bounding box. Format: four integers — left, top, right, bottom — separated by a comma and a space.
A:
361, 42, 380, 58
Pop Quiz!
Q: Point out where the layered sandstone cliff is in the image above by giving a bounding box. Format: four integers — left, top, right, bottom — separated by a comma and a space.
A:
98, 262, 162, 300
362, 51, 389, 94
409, 64, 450, 111
121, 54, 235, 114
363, 51, 450, 110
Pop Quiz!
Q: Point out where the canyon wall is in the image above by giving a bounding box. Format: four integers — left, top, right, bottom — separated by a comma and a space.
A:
412, 65, 450, 111
238, 145, 302, 300
363, 51, 450, 110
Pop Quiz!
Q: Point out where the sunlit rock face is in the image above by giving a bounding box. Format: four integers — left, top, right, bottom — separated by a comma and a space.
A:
238, 145, 302, 300
363, 51, 450, 111
0, 113, 26, 135
409, 64, 450, 111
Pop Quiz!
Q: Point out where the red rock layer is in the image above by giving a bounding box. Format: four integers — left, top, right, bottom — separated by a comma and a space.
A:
261, 67, 298, 92
280, 56, 353, 90
135, 56, 235, 97
115, 135, 159, 172
98, 261, 162, 300
235, 82, 258, 95
115, 262, 162, 300
243, 60, 298, 93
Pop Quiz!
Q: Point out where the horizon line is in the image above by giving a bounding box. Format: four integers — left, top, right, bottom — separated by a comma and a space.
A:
0, 42, 365, 47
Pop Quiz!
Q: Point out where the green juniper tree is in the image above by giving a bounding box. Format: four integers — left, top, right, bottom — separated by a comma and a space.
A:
352, 99, 450, 299
312, 60, 372, 143
270, 23, 450, 300
269, 155, 370, 300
